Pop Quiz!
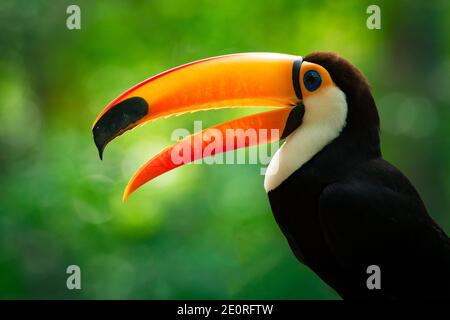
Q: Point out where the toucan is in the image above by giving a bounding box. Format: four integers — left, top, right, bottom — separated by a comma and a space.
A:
92, 52, 450, 299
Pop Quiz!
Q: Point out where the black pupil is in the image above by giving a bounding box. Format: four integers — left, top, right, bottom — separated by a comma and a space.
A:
306, 73, 318, 87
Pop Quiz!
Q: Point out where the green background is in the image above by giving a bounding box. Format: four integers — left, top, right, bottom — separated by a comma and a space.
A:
0, 0, 449, 299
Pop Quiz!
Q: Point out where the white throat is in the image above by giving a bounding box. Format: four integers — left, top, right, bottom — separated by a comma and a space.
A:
264, 86, 348, 192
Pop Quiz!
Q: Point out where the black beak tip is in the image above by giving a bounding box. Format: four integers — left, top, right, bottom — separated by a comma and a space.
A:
94, 136, 104, 160
92, 97, 149, 161
93, 124, 107, 160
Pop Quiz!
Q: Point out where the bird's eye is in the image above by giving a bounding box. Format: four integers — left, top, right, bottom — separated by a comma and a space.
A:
303, 70, 322, 92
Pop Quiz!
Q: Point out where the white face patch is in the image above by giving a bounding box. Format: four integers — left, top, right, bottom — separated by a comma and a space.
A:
264, 86, 348, 192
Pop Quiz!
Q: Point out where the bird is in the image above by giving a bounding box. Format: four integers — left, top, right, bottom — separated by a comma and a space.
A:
92, 52, 450, 299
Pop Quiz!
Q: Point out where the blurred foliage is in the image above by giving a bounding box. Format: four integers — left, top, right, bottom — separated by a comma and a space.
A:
0, 0, 449, 299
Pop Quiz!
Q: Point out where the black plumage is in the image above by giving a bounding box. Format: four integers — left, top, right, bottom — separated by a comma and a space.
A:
268, 52, 450, 299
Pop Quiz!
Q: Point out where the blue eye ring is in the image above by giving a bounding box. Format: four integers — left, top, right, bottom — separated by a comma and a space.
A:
303, 70, 322, 92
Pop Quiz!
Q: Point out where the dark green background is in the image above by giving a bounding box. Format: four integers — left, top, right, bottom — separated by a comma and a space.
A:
0, 0, 449, 299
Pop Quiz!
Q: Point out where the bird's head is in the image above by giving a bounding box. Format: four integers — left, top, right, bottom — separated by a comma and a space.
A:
92, 52, 380, 199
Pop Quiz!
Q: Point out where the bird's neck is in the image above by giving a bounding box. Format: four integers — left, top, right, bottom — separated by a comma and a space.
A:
264, 87, 349, 192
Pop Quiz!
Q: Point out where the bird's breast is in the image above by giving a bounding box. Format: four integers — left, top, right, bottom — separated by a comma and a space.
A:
268, 170, 333, 266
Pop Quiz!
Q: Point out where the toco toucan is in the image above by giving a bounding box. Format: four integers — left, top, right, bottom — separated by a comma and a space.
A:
92, 52, 450, 299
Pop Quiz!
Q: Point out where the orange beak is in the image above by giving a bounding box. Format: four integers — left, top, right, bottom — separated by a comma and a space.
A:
92, 53, 304, 201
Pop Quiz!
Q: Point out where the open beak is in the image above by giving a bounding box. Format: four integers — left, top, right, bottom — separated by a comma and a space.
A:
92, 53, 304, 201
